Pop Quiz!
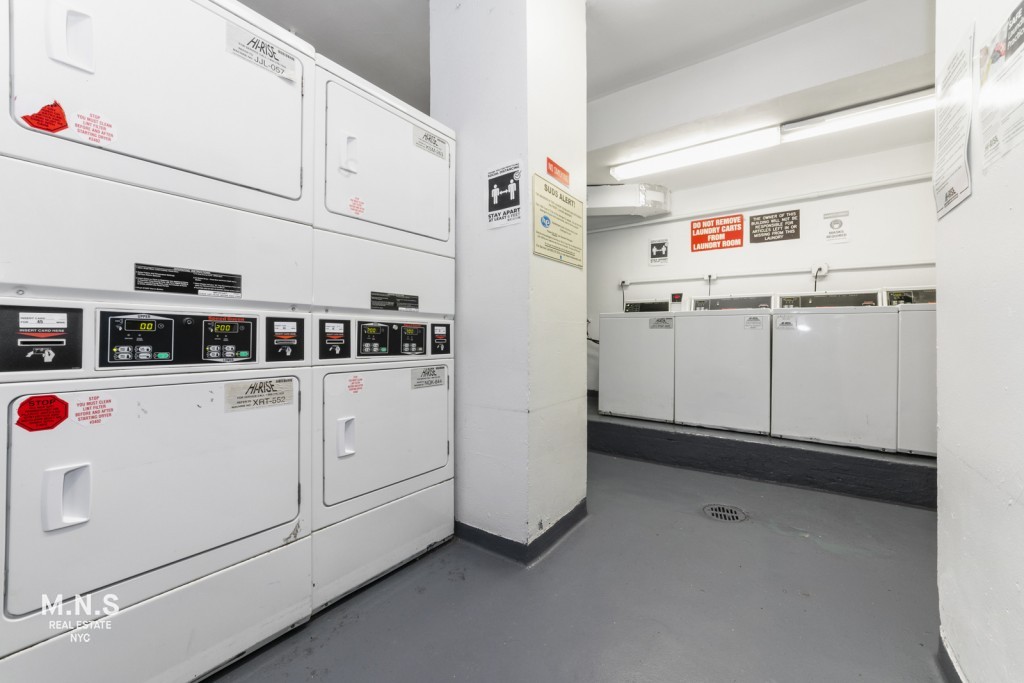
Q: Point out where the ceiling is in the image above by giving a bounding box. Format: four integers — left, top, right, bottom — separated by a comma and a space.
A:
238, 0, 876, 113
237, 0, 431, 113
584, 0, 867, 100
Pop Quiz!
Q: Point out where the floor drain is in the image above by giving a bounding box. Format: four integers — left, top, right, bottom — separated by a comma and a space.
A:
703, 504, 748, 522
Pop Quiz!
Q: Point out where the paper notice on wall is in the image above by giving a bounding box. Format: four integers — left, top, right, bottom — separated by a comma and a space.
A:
487, 162, 523, 228
934, 28, 974, 219
823, 211, 850, 244
532, 174, 584, 268
979, 3, 1024, 171
650, 239, 669, 265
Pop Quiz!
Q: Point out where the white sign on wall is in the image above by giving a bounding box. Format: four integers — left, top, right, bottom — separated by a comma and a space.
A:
823, 210, 850, 244
650, 238, 669, 265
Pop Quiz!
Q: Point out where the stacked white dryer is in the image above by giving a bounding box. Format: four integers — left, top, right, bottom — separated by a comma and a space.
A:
309, 57, 456, 610
0, 2, 316, 680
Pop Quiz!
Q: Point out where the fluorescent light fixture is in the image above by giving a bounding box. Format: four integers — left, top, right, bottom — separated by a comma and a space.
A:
781, 90, 935, 143
609, 126, 781, 181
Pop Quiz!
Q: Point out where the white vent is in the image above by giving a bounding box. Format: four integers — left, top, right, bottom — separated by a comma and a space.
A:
587, 183, 671, 218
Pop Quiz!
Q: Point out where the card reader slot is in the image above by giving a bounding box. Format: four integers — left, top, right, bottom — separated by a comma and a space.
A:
17, 339, 66, 347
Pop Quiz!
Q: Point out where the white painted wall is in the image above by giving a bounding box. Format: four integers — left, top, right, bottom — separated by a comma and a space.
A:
935, 1, 1024, 680
588, 0, 934, 151
431, 0, 587, 545
587, 142, 936, 390
525, 0, 589, 541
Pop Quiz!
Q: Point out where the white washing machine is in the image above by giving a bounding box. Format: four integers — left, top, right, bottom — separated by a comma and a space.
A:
311, 314, 454, 611
1, 0, 315, 223
674, 310, 771, 434
897, 304, 937, 456
771, 307, 898, 450
0, 298, 313, 682
598, 312, 675, 422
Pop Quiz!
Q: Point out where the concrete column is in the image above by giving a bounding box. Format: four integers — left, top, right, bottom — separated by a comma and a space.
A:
430, 0, 588, 559
936, 0, 1024, 681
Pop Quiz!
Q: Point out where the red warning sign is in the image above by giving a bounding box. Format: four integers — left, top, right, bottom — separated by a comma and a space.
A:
691, 214, 745, 253
21, 101, 69, 133
347, 376, 364, 394
546, 157, 570, 187
16, 395, 69, 432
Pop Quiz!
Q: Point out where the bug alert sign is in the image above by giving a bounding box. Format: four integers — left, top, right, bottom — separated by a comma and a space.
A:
691, 214, 744, 252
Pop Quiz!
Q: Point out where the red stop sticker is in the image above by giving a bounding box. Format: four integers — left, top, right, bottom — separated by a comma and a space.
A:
16, 395, 69, 432
21, 101, 69, 133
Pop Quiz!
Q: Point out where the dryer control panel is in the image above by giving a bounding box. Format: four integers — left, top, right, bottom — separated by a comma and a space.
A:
358, 322, 427, 357
99, 311, 257, 367
316, 318, 452, 361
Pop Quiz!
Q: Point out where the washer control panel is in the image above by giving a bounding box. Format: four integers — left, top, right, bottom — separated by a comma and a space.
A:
99, 311, 256, 367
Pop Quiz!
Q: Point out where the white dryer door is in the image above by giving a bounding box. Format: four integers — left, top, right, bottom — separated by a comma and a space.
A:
322, 80, 451, 244
323, 367, 449, 506
9, 0, 304, 199
5, 378, 300, 617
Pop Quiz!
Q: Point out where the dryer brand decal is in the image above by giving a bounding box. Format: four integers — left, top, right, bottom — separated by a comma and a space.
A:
649, 317, 673, 329
414, 126, 448, 161
21, 101, 69, 133
744, 316, 764, 330
16, 395, 69, 432
411, 366, 446, 389
224, 378, 295, 412
226, 24, 297, 81
775, 315, 796, 330
72, 394, 116, 426
72, 111, 115, 145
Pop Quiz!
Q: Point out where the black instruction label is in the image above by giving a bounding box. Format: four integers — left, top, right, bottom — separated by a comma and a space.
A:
135, 263, 242, 298
371, 291, 420, 311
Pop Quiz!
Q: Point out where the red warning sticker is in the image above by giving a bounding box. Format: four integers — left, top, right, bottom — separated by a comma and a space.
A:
21, 101, 69, 133
16, 395, 69, 432
349, 197, 366, 216
73, 112, 115, 145
72, 394, 115, 426
347, 376, 364, 394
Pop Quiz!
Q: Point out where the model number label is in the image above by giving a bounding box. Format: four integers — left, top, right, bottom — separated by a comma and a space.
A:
224, 378, 295, 411
411, 366, 446, 389
226, 24, 297, 82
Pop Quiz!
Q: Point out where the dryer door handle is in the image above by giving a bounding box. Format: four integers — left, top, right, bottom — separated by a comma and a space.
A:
42, 464, 92, 531
336, 417, 356, 457
47, 2, 95, 73
338, 133, 359, 174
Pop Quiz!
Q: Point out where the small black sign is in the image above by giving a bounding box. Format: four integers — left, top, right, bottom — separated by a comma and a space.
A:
750, 210, 800, 244
371, 291, 420, 311
135, 263, 242, 298
0, 306, 83, 372
266, 317, 305, 363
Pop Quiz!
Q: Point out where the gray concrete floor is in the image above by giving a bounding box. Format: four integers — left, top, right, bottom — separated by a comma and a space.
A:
210, 453, 940, 683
